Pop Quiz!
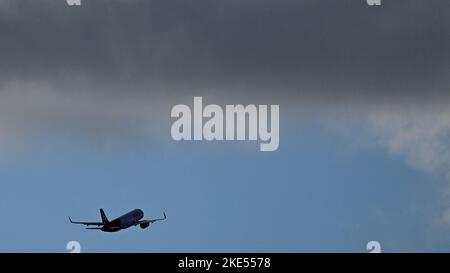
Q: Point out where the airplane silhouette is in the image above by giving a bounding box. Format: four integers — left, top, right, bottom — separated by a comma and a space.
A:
69, 209, 166, 232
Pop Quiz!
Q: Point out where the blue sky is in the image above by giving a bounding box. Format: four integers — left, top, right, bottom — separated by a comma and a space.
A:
0, 115, 448, 252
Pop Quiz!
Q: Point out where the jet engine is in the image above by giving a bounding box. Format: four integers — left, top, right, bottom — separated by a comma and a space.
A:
140, 222, 150, 229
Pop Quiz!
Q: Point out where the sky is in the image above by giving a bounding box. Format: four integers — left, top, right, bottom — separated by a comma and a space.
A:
0, 0, 450, 252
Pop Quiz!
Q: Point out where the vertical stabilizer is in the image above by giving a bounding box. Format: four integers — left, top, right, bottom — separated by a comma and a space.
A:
100, 208, 109, 224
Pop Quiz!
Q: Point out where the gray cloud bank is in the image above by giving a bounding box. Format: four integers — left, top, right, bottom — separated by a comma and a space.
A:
1, 0, 449, 101
1, 0, 450, 197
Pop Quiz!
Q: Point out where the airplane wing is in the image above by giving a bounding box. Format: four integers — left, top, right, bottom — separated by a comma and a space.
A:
137, 212, 167, 225
68, 216, 103, 226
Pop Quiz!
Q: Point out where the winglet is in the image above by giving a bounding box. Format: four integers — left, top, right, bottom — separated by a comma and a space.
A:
163, 212, 167, 219
68, 216, 74, 223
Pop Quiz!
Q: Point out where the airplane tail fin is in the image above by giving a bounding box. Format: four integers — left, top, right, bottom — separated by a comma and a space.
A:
100, 208, 109, 224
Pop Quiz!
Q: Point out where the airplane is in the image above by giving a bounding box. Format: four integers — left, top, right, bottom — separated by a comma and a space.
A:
69, 208, 166, 232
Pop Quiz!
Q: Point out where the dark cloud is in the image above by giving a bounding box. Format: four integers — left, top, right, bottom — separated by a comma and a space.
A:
1, 0, 449, 103
0, 0, 449, 150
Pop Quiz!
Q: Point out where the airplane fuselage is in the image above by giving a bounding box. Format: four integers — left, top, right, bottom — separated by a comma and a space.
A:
102, 209, 144, 232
